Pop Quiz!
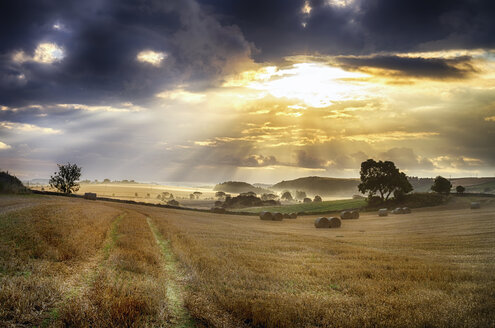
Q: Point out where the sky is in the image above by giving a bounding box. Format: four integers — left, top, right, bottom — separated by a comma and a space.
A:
1, 0, 495, 184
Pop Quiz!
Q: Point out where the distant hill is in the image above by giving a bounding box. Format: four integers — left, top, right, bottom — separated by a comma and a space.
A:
24, 178, 50, 185
408, 177, 434, 192
408, 177, 495, 193
214, 181, 271, 195
272, 176, 360, 197
0, 171, 28, 194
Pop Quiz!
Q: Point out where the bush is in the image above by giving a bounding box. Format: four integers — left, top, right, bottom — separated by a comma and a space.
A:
0, 171, 28, 194
367, 196, 383, 207
223, 195, 280, 209
366, 192, 447, 210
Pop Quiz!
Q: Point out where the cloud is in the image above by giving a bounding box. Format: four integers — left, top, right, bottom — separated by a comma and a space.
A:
380, 147, 435, 171
0, 121, 62, 134
136, 50, 167, 66
241, 154, 278, 167
335, 55, 476, 79
0, 141, 11, 150
200, 0, 495, 60
432, 155, 484, 170
344, 131, 439, 143
0, 0, 254, 107
295, 150, 328, 168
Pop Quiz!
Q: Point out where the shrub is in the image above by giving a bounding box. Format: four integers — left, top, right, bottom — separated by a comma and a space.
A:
0, 171, 28, 194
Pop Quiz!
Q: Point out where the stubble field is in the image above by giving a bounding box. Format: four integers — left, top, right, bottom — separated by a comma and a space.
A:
1, 194, 494, 327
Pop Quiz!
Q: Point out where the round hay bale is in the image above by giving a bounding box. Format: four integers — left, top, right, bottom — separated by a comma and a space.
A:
470, 202, 481, 209
260, 211, 273, 220
392, 207, 404, 214
340, 211, 353, 220
272, 212, 283, 221
283, 213, 291, 218
402, 207, 411, 214
328, 217, 341, 228
314, 217, 330, 228
351, 210, 360, 219
378, 208, 388, 217
290, 212, 298, 219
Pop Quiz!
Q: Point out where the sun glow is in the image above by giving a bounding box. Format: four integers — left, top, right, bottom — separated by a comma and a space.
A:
227, 63, 369, 108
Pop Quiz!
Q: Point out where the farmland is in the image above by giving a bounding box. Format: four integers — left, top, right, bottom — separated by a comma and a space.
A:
1, 194, 494, 327
235, 198, 366, 214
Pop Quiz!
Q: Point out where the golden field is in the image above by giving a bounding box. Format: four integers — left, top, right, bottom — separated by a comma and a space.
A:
0, 194, 494, 327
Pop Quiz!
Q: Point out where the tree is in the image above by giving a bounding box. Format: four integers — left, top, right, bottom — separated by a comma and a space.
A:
295, 190, 307, 200
261, 193, 278, 201
193, 191, 203, 199
103, 178, 111, 183
313, 195, 322, 202
431, 176, 452, 194
281, 191, 293, 201
215, 191, 226, 199
358, 159, 413, 202
303, 197, 312, 203
49, 163, 82, 194
456, 185, 465, 194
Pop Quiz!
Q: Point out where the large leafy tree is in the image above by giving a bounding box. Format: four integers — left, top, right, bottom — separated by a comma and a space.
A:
358, 159, 413, 202
431, 176, 452, 194
49, 163, 82, 194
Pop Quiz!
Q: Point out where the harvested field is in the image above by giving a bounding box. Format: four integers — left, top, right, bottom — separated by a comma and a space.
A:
1, 194, 495, 327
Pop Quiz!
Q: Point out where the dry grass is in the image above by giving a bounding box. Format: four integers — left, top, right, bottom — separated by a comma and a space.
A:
145, 202, 495, 328
2, 194, 495, 327
0, 196, 173, 327
0, 196, 120, 326
57, 210, 173, 327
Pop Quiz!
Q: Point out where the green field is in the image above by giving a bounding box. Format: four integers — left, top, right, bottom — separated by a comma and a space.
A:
234, 198, 366, 214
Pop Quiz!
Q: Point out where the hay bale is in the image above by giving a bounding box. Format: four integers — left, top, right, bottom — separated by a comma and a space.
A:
260, 211, 273, 220
378, 208, 388, 216
314, 217, 330, 228
272, 212, 283, 221
283, 213, 291, 218
340, 211, 353, 220
392, 207, 405, 214
351, 210, 360, 219
328, 217, 341, 228
402, 207, 411, 214
83, 192, 97, 200
289, 212, 298, 219
470, 202, 481, 209
211, 207, 226, 214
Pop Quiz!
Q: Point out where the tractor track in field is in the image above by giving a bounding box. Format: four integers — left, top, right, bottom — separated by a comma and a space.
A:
147, 216, 196, 328
40, 212, 127, 327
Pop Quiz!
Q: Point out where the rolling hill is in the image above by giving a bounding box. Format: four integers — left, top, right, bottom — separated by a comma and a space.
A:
213, 181, 271, 194
271, 176, 360, 197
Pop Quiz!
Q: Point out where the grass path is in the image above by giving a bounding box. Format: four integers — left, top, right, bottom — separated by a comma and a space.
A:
147, 217, 196, 328
40, 212, 126, 327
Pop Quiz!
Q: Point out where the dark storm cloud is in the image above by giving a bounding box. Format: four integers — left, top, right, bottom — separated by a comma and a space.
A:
335, 55, 476, 79
199, 0, 495, 60
0, 0, 253, 107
